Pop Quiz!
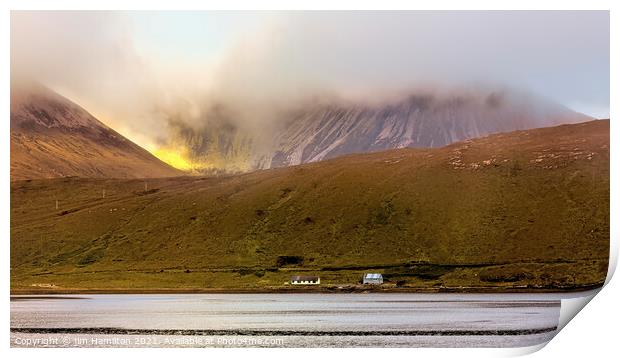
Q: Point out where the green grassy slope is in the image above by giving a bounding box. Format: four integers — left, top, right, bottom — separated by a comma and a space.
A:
10, 120, 609, 291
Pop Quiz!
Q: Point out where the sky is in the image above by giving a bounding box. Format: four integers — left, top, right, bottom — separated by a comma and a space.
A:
10, 11, 610, 152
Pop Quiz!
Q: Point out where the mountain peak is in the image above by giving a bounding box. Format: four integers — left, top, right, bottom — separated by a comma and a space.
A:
10, 84, 183, 180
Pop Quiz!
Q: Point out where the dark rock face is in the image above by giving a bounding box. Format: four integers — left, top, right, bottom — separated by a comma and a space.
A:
168, 90, 591, 172
260, 91, 591, 168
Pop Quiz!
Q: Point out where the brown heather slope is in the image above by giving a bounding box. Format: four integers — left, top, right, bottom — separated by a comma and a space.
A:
10, 120, 609, 292
10, 83, 182, 180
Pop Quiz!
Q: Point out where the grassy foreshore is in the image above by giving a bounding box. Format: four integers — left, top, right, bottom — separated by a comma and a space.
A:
10, 282, 604, 295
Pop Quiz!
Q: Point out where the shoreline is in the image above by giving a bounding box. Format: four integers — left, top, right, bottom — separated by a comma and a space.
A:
10, 282, 603, 295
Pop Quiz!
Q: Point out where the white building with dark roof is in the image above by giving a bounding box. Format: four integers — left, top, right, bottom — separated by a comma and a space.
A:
363, 273, 383, 284
291, 275, 320, 285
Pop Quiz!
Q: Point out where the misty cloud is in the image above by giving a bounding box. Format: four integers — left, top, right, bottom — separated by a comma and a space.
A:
10, 11, 610, 152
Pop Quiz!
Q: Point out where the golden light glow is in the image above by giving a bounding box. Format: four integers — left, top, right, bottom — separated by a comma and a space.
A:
152, 137, 254, 173
153, 148, 195, 171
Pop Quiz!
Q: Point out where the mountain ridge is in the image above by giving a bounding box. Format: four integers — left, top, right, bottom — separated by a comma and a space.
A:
166, 89, 593, 172
10, 83, 183, 180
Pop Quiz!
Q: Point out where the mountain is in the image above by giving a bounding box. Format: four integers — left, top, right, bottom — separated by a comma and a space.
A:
265, 91, 592, 168
10, 83, 182, 180
11, 120, 609, 292
171, 89, 593, 172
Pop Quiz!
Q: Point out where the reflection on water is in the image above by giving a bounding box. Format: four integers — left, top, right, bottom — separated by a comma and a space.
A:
11, 293, 564, 347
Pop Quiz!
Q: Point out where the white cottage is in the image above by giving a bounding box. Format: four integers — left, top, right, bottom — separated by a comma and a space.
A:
291, 275, 320, 285
363, 273, 383, 284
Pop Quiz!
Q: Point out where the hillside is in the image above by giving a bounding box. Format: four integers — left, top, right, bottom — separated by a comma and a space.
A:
10, 83, 182, 180
10, 120, 609, 292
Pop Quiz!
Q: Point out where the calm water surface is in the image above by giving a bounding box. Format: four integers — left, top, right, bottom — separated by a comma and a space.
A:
10, 293, 566, 347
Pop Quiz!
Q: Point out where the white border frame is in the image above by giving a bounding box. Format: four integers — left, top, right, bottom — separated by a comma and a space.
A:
2, 2, 615, 357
